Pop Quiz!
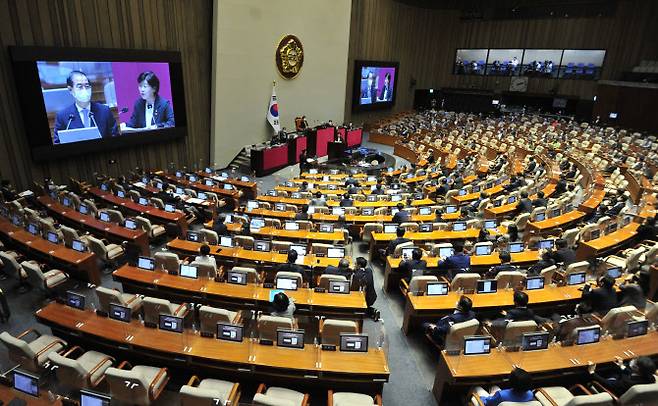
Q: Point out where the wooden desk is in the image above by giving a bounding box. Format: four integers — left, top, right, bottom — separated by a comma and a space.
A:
432, 331, 658, 403
325, 198, 436, 208
249, 226, 348, 244
241, 208, 296, 220
195, 170, 258, 198
257, 195, 311, 206
0, 385, 62, 405
88, 187, 187, 235
483, 183, 556, 219
450, 184, 506, 204
0, 216, 100, 284
525, 211, 586, 235
160, 173, 241, 206
579, 188, 606, 213
114, 265, 367, 318
37, 196, 149, 255
36, 302, 389, 391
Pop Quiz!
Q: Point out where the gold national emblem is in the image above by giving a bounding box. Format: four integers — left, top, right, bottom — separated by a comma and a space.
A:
276, 35, 304, 79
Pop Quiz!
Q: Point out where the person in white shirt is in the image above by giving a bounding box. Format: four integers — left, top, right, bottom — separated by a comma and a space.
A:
194, 244, 217, 270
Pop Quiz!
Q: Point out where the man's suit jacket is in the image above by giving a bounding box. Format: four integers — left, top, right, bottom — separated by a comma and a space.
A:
386, 237, 410, 256
54, 102, 118, 143
392, 211, 410, 224
551, 247, 577, 266
126, 95, 175, 128
339, 199, 353, 207
532, 198, 548, 207
517, 198, 533, 213
582, 286, 619, 315
399, 259, 427, 282
324, 266, 351, 279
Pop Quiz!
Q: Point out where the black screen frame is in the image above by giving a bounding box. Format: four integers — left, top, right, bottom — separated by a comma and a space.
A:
352, 60, 400, 112
9, 46, 187, 162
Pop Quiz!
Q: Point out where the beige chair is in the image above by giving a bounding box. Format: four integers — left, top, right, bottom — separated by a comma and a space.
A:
605, 247, 645, 272
190, 261, 217, 279
275, 271, 304, 288
599, 305, 643, 338
329, 391, 381, 406
47, 348, 114, 390
229, 266, 260, 283
562, 228, 580, 248
198, 305, 240, 337
618, 381, 658, 405
408, 275, 439, 295
645, 301, 658, 327
535, 386, 614, 406
142, 297, 188, 328
496, 271, 525, 289
444, 319, 480, 353
0, 329, 67, 372
95, 286, 143, 316
150, 197, 165, 209
0, 251, 28, 291
105, 209, 125, 224
539, 265, 558, 286
431, 242, 454, 257
392, 241, 415, 258
563, 261, 590, 282
154, 251, 182, 273
20, 260, 68, 295
180, 375, 241, 406
105, 362, 169, 405
399, 222, 419, 232
318, 274, 347, 290
87, 236, 125, 266
501, 320, 538, 349
200, 229, 218, 245
253, 384, 309, 406
451, 273, 480, 292
272, 240, 293, 253
234, 235, 255, 249
310, 243, 333, 256
319, 319, 359, 346
135, 216, 166, 239
257, 315, 295, 341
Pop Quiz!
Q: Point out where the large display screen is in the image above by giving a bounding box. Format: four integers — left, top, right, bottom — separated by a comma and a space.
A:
454, 49, 488, 75
353, 60, 399, 112
485, 49, 523, 76
10, 47, 186, 161
558, 49, 606, 79
521, 49, 562, 78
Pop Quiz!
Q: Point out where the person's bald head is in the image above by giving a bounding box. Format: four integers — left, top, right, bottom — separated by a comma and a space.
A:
338, 258, 350, 268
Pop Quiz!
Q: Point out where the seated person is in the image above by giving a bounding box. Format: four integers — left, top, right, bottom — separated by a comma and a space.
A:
438, 241, 471, 277
271, 292, 296, 319
384, 227, 410, 257
392, 203, 410, 223
619, 275, 647, 310
434, 208, 444, 222
424, 295, 475, 345
548, 238, 576, 266
295, 204, 310, 221
274, 250, 305, 279
588, 356, 656, 397
473, 367, 535, 406
310, 191, 327, 207
399, 248, 427, 283
324, 258, 351, 279
555, 303, 597, 344
339, 193, 353, 207
526, 249, 555, 276
516, 191, 533, 214
635, 215, 657, 241
212, 213, 229, 236
532, 191, 548, 208
194, 244, 217, 270
581, 275, 618, 316
504, 291, 548, 324
372, 182, 386, 195
485, 251, 516, 279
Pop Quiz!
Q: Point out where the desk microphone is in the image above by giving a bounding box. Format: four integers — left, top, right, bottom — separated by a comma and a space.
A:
65, 114, 75, 130
88, 111, 98, 128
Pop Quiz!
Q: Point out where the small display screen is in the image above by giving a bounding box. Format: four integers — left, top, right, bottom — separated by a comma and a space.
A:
463, 336, 491, 355
99, 212, 110, 222
187, 231, 200, 242
217, 323, 244, 342
66, 291, 85, 310
254, 240, 270, 252
426, 282, 449, 296
276, 277, 298, 291
476, 279, 497, 294
277, 330, 305, 349
72, 239, 86, 252
179, 264, 198, 279
627, 320, 648, 338
525, 277, 544, 290
219, 236, 233, 247
13, 370, 39, 397
124, 219, 137, 229
80, 389, 111, 406
509, 242, 524, 253
327, 247, 345, 258
537, 239, 555, 250
137, 256, 155, 270
567, 272, 586, 285
47, 231, 59, 244
453, 222, 467, 231
475, 245, 492, 256
227, 271, 247, 285
109, 303, 131, 322
340, 334, 369, 352
576, 326, 601, 345
329, 280, 350, 294
521, 332, 550, 351
159, 314, 183, 333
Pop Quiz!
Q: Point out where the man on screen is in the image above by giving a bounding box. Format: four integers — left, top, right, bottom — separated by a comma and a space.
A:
378, 73, 392, 101
53, 70, 119, 144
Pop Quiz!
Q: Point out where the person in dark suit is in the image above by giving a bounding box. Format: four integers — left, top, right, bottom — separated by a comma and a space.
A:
392, 203, 410, 224
532, 191, 548, 208
581, 275, 619, 316
367, 71, 377, 103
554, 177, 567, 196
53, 70, 119, 143
425, 296, 476, 345
384, 227, 410, 257
619, 278, 647, 310
605, 196, 627, 217
475, 368, 535, 405
505, 291, 548, 324
125, 71, 175, 129
588, 356, 656, 397
516, 191, 533, 214
378, 73, 392, 101
434, 178, 450, 198
352, 257, 378, 319
212, 213, 228, 236
324, 258, 351, 279
635, 216, 657, 241
526, 250, 555, 276
274, 250, 305, 277
438, 242, 471, 277
524, 158, 537, 174
294, 205, 309, 221
549, 239, 576, 266
485, 251, 517, 279
399, 248, 427, 283
339, 194, 353, 207
372, 182, 386, 195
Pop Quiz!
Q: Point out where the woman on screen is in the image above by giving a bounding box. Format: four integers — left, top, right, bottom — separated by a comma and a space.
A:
125, 71, 174, 129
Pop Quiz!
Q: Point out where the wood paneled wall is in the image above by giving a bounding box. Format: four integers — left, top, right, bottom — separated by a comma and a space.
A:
0, 0, 212, 190
346, 0, 658, 124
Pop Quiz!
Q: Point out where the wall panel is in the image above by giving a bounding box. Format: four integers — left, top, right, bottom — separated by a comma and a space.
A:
0, 0, 212, 190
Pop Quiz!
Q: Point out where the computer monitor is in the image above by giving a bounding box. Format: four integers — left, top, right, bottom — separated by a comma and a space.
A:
453, 222, 467, 231
219, 236, 233, 247
250, 218, 265, 230
284, 181, 294, 187
267, 190, 277, 196
493, 199, 503, 207
156, 182, 163, 190
476, 279, 497, 294
227, 270, 248, 285
108, 304, 131, 323
217, 323, 244, 342
179, 264, 198, 279
246, 200, 259, 211
507, 196, 517, 204
175, 171, 183, 178
137, 256, 155, 271
284, 222, 300, 231
291, 192, 301, 199
164, 204, 175, 213
606, 222, 618, 234
71, 239, 86, 252
590, 229, 601, 240
401, 247, 416, 258
362, 207, 374, 216
124, 219, 138, 230
116, 190, 126, 198
274, 203, 286, 211
509, 242, 524, 253
438, 247, 454, 258
390, 208, 399, 216
80, 389, 111, 406
537, 239, 555, 250
100, 183, 108, 191
418, 207, 431, 215
308, 168, 318, 174
472, 185, 481, 193
525, 277, 545, 290
254, 240, 270, 252
426, 282, 449, 296
319, 224, 334, 233
551, 208, 562, 218
11, 214, 22, 226
189, 176, 198, 182
138, 197, 148, 206
46, 231, 59, 244
328, 184, 337, 190
535, 212, 546, 222
606, 266, 622, 279
241, 176, 250, 182
159, 314, 184, 333
79, 204, 89, 214
276, 277, 299, 290
576, 326, 601, 345
99, 211, 110, 222
62, 196, 72, 207
27, 223, 39, 235
627, 320, 649, 338
445, 205, 458, 214
567, 272, 587, 285
290, 244, 307, 257
328, 280, 350, 294
475, 245, 492, 256
307, 206, 315, 214
327, 247, 345, 259
458, 189, 467, 196
463, 336, 491, 355
13, 370, 39, 397
383, 224, 398, 234
340, 334, 369, 352
419, 223, 433, 232
221, 172, 229, 178
332, 207, 345, 215
187, 231, 200, 242
483, 220, 497, 230
175, 187, 185, 195
205, 180, 214, 187
277, 329, 305, 349
66, 291, 85, 310
205, 167, 213, 174
391, 195, 402, 202
521, 332, 550, 351
197, 192, 208, 200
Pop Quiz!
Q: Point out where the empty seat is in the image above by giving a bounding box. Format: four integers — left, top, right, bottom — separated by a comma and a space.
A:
495, 271, 525, 289
618, 381, 658, 405
234, 235, 255, 249
86, 236, 125, 266
257, 315, 295, 341
599, 305, 643, 338
319, 319, 358, 346
329, 391, 381, 406
48, 349, 114, 390
135, 216, 166, 239
142, 297, 188, 328
95, 286, 143, 316
451, 273, 480, 292
501, 320, 538, 349
105, 362, 169, 405
535, 386, 613, 406
0, 329, 67, 372
275, 271, 304, 288
200, 229, 218, 245
20, 260, 68, 295
318, 274, 347, 290
198, 305, 240, 337
105, 209, 125, 224
154, 251, 182, 273
190, 260, 217, 279
179, 375, 240, 406
253, 384, 308, 406
408, 275, 439, 295
229, 266, 259, 283
605, 247, 645, 272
